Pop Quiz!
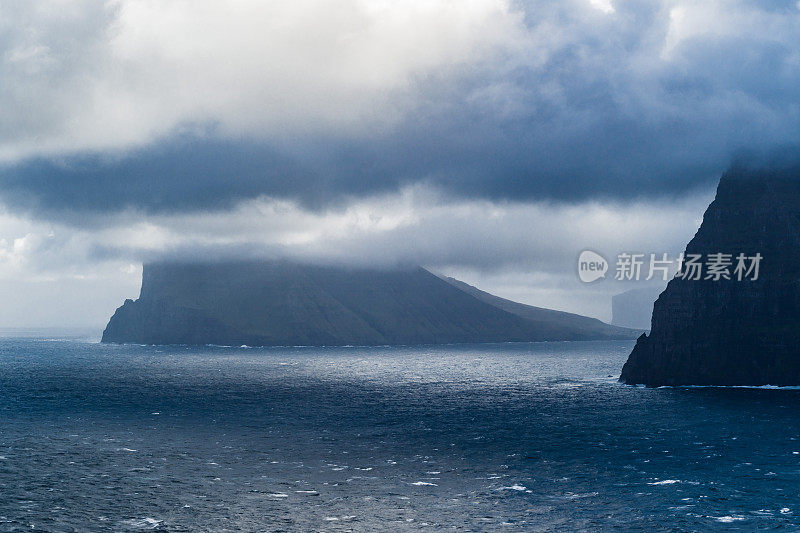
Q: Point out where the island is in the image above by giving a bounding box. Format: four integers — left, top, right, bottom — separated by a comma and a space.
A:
611, 287, 663, 330
102, 261, 638, 346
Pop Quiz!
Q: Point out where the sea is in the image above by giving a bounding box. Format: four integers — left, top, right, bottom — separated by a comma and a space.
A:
0, 336, 798, 531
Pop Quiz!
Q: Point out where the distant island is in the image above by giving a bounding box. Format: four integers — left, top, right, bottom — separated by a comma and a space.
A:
621, 163, 800, 386
611, 287, 663, 330
102, 261, 638, 346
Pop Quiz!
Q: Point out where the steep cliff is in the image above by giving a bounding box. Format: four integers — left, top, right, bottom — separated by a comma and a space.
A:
620, 164, 800, 386
102, 261, 637, 346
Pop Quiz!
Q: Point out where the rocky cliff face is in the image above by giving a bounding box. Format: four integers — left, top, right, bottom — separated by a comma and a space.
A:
620, 164, 800, 386
102, 261, 637, 346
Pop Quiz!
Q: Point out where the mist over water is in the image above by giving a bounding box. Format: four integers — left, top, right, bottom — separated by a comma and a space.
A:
0, 339, 798, 531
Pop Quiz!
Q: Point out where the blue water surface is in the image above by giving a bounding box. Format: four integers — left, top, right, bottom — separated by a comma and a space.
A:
0, 338, 798, 531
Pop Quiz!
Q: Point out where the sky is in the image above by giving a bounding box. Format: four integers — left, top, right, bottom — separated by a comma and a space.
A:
0, 0, 798, 327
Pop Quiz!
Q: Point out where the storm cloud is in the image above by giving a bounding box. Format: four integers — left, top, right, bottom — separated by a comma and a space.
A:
0, 0, 797, 217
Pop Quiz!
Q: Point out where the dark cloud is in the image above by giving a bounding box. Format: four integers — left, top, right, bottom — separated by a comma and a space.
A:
0, 0, 798, 220
0, 137, 313, 216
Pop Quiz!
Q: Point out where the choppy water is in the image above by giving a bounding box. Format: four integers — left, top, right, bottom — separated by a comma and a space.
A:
0, 338, 798, 531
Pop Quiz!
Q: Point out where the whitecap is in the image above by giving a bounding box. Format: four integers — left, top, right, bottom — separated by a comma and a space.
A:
323, 515, 357, 522
323, 515, 356, 521
120, 517, 162, 529
496, 485, 527, 491
410, 481, 438, 486
712, 515, 746, 523
665, 384, 800, 390
648, 479, 680, 485
563, 492, 599, 499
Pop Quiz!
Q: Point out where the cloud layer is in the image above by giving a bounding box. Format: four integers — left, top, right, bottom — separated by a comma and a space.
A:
0, 0, 797, 216
0, 185, 712, 323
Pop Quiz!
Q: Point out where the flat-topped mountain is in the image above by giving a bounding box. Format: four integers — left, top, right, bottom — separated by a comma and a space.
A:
102, 261, 638, 346
620, 163, 800, 386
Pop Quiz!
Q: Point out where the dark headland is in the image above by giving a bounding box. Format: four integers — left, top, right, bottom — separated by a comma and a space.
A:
620, 163, 800, 386
102, 261, 638, 346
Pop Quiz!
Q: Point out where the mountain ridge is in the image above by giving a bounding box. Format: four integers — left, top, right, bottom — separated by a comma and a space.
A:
438, 275, 639, 340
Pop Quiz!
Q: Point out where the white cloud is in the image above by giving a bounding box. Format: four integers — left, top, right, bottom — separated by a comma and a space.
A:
588, 0, 615, 15
1, 0, 795, 164
661, 1, 800, 59
0, 0, 527, 160
0, 0, 796, 208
